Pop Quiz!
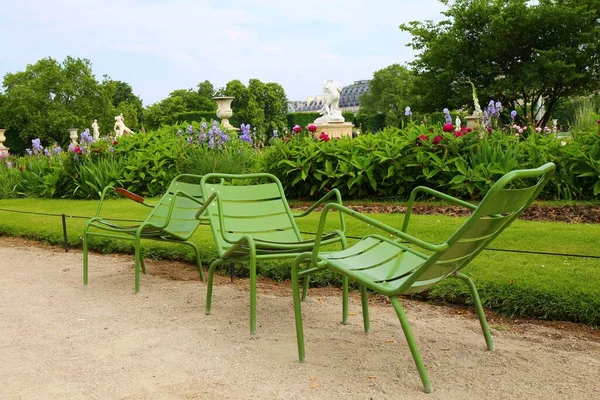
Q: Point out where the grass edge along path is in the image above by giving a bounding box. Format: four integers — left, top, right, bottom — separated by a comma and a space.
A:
0, 198, 599, 327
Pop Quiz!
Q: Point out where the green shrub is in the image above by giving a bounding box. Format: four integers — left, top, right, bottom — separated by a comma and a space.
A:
259, 124, 600, 200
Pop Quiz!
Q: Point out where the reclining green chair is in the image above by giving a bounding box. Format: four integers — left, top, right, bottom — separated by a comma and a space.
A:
83, 174, 206, 293
197, 173, 346, 334
290, 163, 555, 393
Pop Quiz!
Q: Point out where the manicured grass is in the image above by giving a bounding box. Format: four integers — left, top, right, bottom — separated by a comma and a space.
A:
1, 198, 599, 326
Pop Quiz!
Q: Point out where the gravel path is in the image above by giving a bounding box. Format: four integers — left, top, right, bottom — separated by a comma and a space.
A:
1, 238, 599, 399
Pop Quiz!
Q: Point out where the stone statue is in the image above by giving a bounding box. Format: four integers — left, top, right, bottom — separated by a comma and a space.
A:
91, 119, 100, 140
314, 79, 344, 124
114, 113, 134, 137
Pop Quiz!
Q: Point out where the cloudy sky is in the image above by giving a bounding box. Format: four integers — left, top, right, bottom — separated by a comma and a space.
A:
0, 0, 447, 105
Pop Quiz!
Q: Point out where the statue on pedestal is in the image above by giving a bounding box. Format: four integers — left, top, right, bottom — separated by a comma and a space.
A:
91, 119, 100, 140
314, 79, 345, 124
114, 113, 134, 137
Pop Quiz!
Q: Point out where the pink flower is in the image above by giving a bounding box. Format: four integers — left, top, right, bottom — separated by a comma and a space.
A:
535, 127, 542, 133
307, 124, 317, 133
433, 135, 442, 144
442, 123, 454, 132
514, 133, 520, 137
319, 132, 330, 142
518, 128, 524, 134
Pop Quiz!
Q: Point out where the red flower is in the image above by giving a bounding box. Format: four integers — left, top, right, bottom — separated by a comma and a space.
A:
464, 127, 473, 133
307, 124, 318, 133
319, 132, 330, 142
416, 134, 428, 145
487, 127, 493, 132
19, 166, 23, 172
433, 135, 442, 144
113, 140, 118, 146
442, 123, 454, 132
292, 125, 302, 133
74, 146, 82, 154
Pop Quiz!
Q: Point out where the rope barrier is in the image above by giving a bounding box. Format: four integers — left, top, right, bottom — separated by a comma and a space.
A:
0, 207, 598, 259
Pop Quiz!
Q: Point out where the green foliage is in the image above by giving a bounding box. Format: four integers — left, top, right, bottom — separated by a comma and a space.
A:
113, 127, 185, 196
401, 0, 600, 127
224, 79, 288, 138
143, 81, 217, 130
1, 57, 115, 147
260, 125, 600, 200
359, 64, 416, 127
177, 142, 256, 176
72, 154, 126, 199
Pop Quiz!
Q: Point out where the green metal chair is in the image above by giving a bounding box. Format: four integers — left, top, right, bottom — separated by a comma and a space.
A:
197, 173, 346, 334
83, 174, 206, 293
290, 163, 555, 393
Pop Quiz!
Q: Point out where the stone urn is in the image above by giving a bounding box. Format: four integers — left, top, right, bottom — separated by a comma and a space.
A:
68, 128, 79, 144
213, 96, 235, 129
0, 128, 8, 156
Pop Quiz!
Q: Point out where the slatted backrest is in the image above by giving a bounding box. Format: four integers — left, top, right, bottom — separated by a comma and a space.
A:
407, 163, 555, 291
201, 173, 302, 254
145, 174, 204, 239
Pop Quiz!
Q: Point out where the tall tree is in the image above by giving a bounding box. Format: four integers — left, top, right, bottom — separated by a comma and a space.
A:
1, 56, 114, 145
225, 79, 288, 136
400, 0, 600, 126
358, 64, 416, 127
102, 79, 143, 123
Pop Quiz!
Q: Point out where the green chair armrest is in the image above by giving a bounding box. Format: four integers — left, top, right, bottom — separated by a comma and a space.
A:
402, 186, 477, 232
293, 189, 346, 234
312, 203, 448, 267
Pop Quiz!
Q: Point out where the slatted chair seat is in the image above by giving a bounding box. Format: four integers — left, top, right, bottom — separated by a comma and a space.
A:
197, 173, 347, 334
290, 163, 556, 394
83, 174, 206, 293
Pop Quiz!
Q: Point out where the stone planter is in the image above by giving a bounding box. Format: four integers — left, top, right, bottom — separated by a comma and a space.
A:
213, 96, 235, 129
0, 128, 8, 157
68, 128, 79, 144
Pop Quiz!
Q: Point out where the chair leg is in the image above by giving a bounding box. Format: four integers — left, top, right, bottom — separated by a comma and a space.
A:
134, 237, 142, 294
140, 256, 147, 275
205, 259, 222, 315
390, 296, 433, 394
292, 255, 309, 362
301, 273, 310, 301
342, 275, 349, 325
454, 272, 495, 351
82, 231, 89, 286
360, 284, 370, 333
187, 242, 205, 282
249, 254, 257, 335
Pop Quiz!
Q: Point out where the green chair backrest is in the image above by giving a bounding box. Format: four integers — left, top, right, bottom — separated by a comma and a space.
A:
405, 163, 555, 293
201, 173, 302, 255
145, 174, 204, 239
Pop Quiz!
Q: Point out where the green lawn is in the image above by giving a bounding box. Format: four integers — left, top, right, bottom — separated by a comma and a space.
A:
0, 197, 599, 326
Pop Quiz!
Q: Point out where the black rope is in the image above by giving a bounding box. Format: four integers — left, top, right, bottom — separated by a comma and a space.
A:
299, 231, 600, 260
0, 207, 143, 222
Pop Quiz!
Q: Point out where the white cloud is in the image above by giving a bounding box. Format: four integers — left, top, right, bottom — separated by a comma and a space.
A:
0, 0, 447, 104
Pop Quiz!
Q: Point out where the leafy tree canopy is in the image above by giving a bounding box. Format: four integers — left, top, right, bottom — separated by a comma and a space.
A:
358, 64, 416, 127
1, 56, 115, 145
224, 79, 288, 137
400, 0, 600, 126
143, 80, 216, 129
